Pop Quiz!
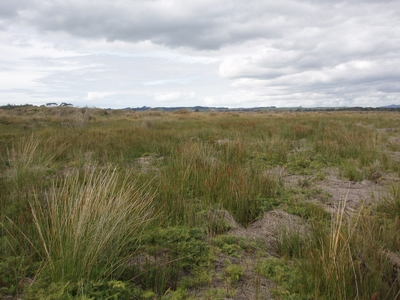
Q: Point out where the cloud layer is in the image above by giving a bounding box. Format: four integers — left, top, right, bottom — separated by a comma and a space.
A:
1, 0, 400, 107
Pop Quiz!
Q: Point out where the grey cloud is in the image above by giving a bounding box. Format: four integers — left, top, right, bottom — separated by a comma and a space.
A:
13, 0, 321, 49
7, 0, 400, 51
228, 52, 400, 107
0, 0, 33, 18
215, 0, 400, 105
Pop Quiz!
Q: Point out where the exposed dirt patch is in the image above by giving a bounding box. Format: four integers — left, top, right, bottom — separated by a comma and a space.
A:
135, 154, 163, 173
216, 138, 231, 145
389, 137, 400, 144
232, 275, 272, 300
387, 151, 400, 162
377, 127, 398, 133
204, 209, 243, 230
189, 252, 273, 300
229, 210, 310, 255
318, 168, 383, 211
270, 167, 385, 212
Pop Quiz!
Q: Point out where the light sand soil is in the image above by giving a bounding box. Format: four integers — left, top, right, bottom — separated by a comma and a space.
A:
270, 167, 386, 212
318, 168, 384, 212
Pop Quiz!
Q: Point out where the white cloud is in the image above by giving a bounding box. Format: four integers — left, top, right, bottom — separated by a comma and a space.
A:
85, 92, 117, 101
154, 92, 182, 102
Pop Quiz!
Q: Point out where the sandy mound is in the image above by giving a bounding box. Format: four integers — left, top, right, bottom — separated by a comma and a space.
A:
229, 209, 310, 255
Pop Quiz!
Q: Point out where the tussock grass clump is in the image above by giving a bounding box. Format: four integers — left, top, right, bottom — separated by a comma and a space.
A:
275, 199, 400, 299
2, 133, 68, 228
7, 135, 66, 177
30, 166, 154, 283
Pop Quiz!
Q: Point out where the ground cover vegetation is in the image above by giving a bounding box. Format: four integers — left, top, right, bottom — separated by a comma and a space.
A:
0, 106, 399, 299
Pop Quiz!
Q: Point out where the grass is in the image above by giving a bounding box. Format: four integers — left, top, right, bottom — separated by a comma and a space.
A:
29, 166, 155, 283
155, 139, 280, 226
0, 107, 399, 298
275, 198, 400, 299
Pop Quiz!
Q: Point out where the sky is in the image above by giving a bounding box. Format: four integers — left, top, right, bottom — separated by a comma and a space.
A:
1, 0, 400, 108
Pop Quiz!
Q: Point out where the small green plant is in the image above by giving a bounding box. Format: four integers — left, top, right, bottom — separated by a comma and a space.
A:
255, 257, 304, 299
123, 227, 210, 295
203, 287, 231, 299
0, 255, 30, 296
225, 264, 244, 284
286, 152, 329, 175
25, 280, 140, 299
212, 235, 265, 255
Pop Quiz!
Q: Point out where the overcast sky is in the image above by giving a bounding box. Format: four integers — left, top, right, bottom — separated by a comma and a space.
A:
1, 0, 400, 108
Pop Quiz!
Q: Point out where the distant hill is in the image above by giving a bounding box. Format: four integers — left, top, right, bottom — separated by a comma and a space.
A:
380, 104, 400, 108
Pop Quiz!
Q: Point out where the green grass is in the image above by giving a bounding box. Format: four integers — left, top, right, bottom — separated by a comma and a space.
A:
1, 107, 400, 298
154, 140, 280, 226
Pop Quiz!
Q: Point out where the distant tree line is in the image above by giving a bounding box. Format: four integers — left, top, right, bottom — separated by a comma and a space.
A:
2, 103, 400, 112
0, 104, 34, 110
123, 106, 277, 112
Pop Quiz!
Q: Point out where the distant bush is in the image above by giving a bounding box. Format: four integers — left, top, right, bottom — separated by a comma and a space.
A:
0, 104, 33, 110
